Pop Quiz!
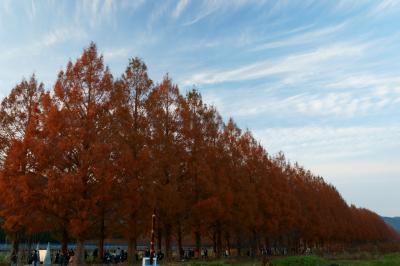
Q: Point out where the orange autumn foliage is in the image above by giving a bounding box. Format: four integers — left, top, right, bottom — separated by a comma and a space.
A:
0, 44, 398, 261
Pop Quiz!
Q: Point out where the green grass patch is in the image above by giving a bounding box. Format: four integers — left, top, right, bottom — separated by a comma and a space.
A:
326, 253, 400, 266
0, 254, 7, 263
272, 255, 327, 266
163, 253, 400, 266
179, 261, 233, 266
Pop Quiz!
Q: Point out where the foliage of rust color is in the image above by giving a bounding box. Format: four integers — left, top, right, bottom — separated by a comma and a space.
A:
0, 44, 398, 261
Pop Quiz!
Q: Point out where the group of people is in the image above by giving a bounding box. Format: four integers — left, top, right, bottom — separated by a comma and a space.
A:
178, 248, 209, 260
28, 250, 40, 266
54, 248, 128, 265
144, 249, 165, 261
201, 248, 209, 259
11, 249, 74, 266
53, 249, 75, 265
10, 252, 18, 266
102, 248, 128, 264
12, 249, 42, 266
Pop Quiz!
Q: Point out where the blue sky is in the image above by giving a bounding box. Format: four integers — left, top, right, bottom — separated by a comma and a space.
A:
1, 0, 400, 216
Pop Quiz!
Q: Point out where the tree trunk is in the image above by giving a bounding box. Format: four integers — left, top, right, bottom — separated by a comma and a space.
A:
157, 226, 162, 253
128, 237, 137, 264
98, 217, 105, 262
61, 228, 69, 255
236, 233, 242, 257
216, 222, 222, 258
256, 232, 261, 256
225, 232, 231, 256
195, 230, 201, 255
27, 236, 33, 259
177, 225, 183, 260
11, 232, 19, 257
249, 233, 254, 257
98, 238, 104, 263
74, 240, 85, 266
212, 231, 217, 258
164, 225, 172, 260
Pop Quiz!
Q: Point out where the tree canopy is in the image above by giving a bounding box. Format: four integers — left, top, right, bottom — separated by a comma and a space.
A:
0, 43, 397, 263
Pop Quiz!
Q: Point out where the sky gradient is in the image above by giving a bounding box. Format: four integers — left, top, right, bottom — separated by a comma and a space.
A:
1, 0, 400, 216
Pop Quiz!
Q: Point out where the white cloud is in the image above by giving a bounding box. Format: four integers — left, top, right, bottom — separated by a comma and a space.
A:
183, 8, 214, 26
251, 23, 346, 51
333, 1, 371, 14
26, 0, 36, 21
201, 90, 224, 109
370, 0, 400, 16
120, 0, 146, 10
184, 41, 369, 85
217, 84, 400, 120
317, 161, 400, 181
42, 27, 87, 47
183, 0, 261, 26
103, 48, 130, 60
74, 0, 119, 28
253, 126, 400, 164
0, 27, 87, 63
327, 74, 400, 91
147, 1, 171, 31
172, 0, 190, 18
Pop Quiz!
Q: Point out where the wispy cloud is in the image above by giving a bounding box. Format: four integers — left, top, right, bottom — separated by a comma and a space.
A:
332, 1, 372, 14
185, 41, 369, 85
327, 74, 400, 91
253, 125, 400, 163
183, 0, 261, 26
316, 160, 400, 182
147, 1, 171, 31
25, 0, 36, 21
103, 48, 130, 60
369, 0, 400, 16
251, 23, 346, 51
0, 27, 88, 62
172, 0, 190, 19
42, 27, 88, 47
74, 0, 118, 28
120, 0, 146, 10
183, 7, 215, 26
226, 86, 400, 119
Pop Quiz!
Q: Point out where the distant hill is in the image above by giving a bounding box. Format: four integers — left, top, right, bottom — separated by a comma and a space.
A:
382, 216, 400, 232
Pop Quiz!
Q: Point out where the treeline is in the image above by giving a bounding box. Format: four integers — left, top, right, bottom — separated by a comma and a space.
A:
0, 43, 397, 264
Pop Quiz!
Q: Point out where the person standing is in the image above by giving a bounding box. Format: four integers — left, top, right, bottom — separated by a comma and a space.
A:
54, 250, 60, 264
32, 250, 39, 266
115, 247, 121, 263
10, 252, 17, 266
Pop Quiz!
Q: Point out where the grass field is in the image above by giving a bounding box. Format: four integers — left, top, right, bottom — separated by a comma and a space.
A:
272, 253, 400, 265
167, 253, 400, 266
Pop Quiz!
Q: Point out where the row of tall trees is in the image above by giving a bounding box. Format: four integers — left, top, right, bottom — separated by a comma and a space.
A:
0, 44, 397, 264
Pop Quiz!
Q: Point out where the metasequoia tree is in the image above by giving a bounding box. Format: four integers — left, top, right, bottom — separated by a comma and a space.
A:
113, 57, 153, 263
32, 91, 72, 254
177, 90, 223, 257
46, 43, 114, 264
0, 76, 44, 258
146, 77, 184, 260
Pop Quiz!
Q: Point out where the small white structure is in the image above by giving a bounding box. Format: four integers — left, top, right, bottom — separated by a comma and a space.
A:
142, 257, 158, 266
39, 250, 46, 263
